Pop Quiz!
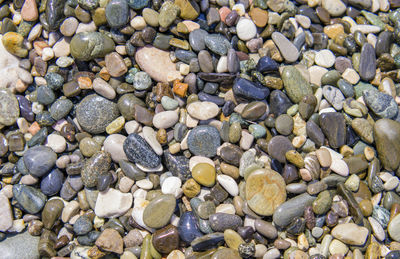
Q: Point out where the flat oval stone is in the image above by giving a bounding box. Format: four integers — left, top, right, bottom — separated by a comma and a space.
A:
359, 43, 376, 82
0, 89, 20, 126
187, 101, 220, 120
331, 223, 369, 245
13, 184, 46, 214
272, 32, 299, 63
40, 169, 64, 196
388, 214, 400, 242
256, 56, 278, 73
153, 111, 179, 129
374, 119, 400, 171
209, 213, 242, 232
188, 125, 221, 157
178, 211, 203, 244
49, 98, 73, 120
24, 145, 57, 177
254, 219, 278, 239
273, 193, 316, 228
70, 32, 115, 61
123, 133, 161, 168
282, 66, 312, 103
135, 46, 183, 83
245, 168, 286, 216
319, 112, 346, 148
143, 194, 176, 229
204, 34, 231, 56
105, 0, 129, 28
189, 29, 208, 52
76, 94, 120, 134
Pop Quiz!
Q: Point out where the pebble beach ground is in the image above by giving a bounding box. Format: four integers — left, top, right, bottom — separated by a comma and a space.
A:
0, 0, 400, 258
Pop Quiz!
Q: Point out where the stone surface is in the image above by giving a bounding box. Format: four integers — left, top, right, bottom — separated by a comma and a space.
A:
143, 194, 176, 229
245, 168, 286, 216
282, 66, 312, 103
0, 231, 40, 259
70, 32, 115, 61
95, 228, 123, 254
95, 188, 133, 218
23, 146, 57, 177
374, 119, 400, 171
187, 125, 221, 158
13, 184, 46, 214
272, 32, 299, 63
331, 223, 369, 245
76, 94, 120, 134
135, 46, 183, 83
123, 133, 161, 168
0, 194, 13, 232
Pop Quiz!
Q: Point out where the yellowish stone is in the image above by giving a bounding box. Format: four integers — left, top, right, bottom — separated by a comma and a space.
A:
182, 178, 201, 198
245, 168, 286, 216
2, 32, 28, 57
106, 116, 125, 134
285, 150, 305, 168
192, 163, 216, 187
224, 229, 244, 250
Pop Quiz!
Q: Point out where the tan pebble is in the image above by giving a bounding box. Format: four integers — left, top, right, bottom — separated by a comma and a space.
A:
330, 159, 349, 176
364, 146, 375, 161
166, 250, 185, 259
316, 148, 332, 167
300, 168, 312, 181
169, 143, 181, 154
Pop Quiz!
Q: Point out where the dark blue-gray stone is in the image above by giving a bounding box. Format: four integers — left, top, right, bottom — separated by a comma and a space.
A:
77, 231, 101, 246
41, 168, 64, 196
123, 133, 161, 168
187, 125, 221, 157
128, 0, 149, 9
269, 90, 293, 117
191, 233, 224, 252
37, 86, 56, 105
227, 49, 240, 73
106, 0, 129, 28
73, 215, 93, 235
27, 127, 48, 147
46, 0, 67, 31
233, 78, 269, 101
16, 95, 34, 122
204, 34, 231, 55
23, 145, 57, 177
175, 50, 197, 64
319, 112, 346, 149
198, 92, 225, 106
76, 94, 119, 134
359, 43, 376, 81
13, 184, 47, 214
363, 89, 398, 119
386, 250, 400, 259
49, 98, 73, 120
178, 211, 203, 244
119, 160, 146, 180
256, 56, 278, 73
163, 151, 191, 181
209, 213, 243, 232
189, 29, 208, 52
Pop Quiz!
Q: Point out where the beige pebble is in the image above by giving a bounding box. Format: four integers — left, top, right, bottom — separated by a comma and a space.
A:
342, 68, 360, 85
130, 16, 146, 30
330, 159, 349, 176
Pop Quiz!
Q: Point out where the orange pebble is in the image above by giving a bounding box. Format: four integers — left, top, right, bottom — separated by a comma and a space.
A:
33, 41, 49, 56
173, 80, 188, 98
78, 77, 92, 89
219, 7, 231, 23
99, 67, 110, 81
28, 122, 41, 135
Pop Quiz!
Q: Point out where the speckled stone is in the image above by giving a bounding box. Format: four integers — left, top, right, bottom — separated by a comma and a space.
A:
70, 32, 115, 61
123, 133, 161, 168
282, 66, 312, 103
0, 89, 20, 126
13, 184, 46, 214
81, 151, 112, 188
187, 125, 221, 158
76, 94, 120, 134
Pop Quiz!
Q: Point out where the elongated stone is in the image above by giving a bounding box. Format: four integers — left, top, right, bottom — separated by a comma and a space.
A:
70, 32, 115, 61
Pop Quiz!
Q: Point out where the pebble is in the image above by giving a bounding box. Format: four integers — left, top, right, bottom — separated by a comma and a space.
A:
187, 125, 221, 157
0, 89, 20, 126
0, 194, 13, 232
123, 133, 161, 168
153, 111, 179, 129
315, 50, 336, 68
135, 46, 183, 83
282, 66, 312, 103
331, 223, 369, 245
236, 18, 257, 41
143, 194, 176, 229
95, 188, 133, 218
70, 32, 115, 61
246, 169, 286, 216
272, 32, 300, 63
23, 146, 57, 177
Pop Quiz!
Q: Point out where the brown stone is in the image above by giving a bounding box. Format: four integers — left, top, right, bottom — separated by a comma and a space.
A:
95, 228, 123, 254
105, 52, 127, 77
21, 0, 38, 21
152, 225, 179, 254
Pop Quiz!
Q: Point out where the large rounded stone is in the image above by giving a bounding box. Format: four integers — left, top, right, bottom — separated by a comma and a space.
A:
143, 194, 176, 229
23, 146, 57, 177
187, 125, 221, 158
374, 119, 400, 171
245, 168, 286, 216
76, 94, 119, 134
70, 32, 115, 61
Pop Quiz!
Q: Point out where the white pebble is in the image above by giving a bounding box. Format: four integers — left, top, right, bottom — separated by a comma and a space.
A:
41, 47, 54, 61
46, 134, 66, 153
315, 49, 335, 68
136, 179, 153, 190
330, 159, 349, 176
236, 18, 257, 41
217, 175, 239, 196
161, 176, 182, 196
